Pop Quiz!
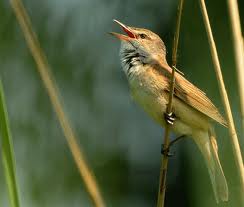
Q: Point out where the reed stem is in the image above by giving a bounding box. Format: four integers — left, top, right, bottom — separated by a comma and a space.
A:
226, 0, 244, 133
156, 0, 184, 206
9, 0, 106, 206
199, 0, 244, 201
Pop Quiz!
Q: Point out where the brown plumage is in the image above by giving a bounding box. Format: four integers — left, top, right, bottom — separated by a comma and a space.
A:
156, 61, 227, 126
110, 20, 228, 202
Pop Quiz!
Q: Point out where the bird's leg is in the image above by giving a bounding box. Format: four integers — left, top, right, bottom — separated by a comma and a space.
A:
161, 111, 175, 157
161, 144, 174, 157
161, 135, 186, 157
169, 135, 186, 147
164, 112, 175, 125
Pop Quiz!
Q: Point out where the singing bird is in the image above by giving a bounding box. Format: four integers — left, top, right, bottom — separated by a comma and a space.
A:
110, 20, 228, 202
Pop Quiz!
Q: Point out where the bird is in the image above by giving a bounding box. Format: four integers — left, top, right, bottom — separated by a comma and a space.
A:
110, 19, 228, 203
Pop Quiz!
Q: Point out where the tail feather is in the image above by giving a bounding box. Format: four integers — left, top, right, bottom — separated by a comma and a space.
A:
192, 128, 228, 203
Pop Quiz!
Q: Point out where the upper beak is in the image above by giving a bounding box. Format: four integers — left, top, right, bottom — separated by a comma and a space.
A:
109, 19, 136, 41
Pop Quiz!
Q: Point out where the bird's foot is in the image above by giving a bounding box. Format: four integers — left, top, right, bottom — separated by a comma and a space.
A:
164, 112, 175, 125
161, 144, 174, 157
161, 135, 186, 157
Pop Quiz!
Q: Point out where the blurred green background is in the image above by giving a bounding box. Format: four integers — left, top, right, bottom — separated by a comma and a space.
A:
0, 0, 244, 206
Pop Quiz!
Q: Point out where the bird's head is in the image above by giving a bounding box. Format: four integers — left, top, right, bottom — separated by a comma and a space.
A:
110, 19, 167, 67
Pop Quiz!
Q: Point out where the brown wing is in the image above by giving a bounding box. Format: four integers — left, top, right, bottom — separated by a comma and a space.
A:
157, 61, 227, 127
174, 73, 227, 126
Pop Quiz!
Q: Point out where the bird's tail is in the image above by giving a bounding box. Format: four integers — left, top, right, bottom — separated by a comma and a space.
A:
192, 127, 228, 203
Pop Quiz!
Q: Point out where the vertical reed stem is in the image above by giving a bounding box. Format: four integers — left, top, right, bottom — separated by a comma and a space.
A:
9, 0, 105, 206
199, 0, 244, 201
226, 0, 244, 133
156, 0, 184, 206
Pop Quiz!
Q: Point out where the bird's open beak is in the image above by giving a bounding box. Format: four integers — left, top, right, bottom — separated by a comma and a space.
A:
109, 19, 136, 41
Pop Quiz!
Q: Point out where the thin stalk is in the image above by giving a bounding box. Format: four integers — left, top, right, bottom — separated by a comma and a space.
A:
199, 0, 244, 200
156, 0, 184, 206
0, 80, 20, 207
226, 0, 244, 133
9, 0, 105, 206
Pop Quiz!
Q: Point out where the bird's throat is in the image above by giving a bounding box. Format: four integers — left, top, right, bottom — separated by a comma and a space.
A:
120, 48, 145, 78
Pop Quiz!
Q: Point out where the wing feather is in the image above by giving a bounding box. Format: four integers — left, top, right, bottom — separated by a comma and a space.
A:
156, 61, 227, 127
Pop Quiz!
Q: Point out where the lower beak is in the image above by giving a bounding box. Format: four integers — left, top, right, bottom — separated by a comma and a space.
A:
110, 19, 136, 41
109, 32, 132, 41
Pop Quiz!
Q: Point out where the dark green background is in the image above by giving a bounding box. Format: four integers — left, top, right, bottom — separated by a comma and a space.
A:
0, 0, 244, 206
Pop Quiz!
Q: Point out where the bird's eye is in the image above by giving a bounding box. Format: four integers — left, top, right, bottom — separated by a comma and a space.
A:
139, 33, 147, 39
